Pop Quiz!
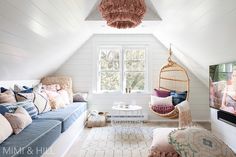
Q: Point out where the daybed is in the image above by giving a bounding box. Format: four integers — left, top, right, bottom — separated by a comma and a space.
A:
0, 79, 88, 157
0, 102, 87, 157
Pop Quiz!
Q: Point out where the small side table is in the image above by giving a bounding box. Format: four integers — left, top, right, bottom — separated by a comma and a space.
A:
111, 105, 143, 131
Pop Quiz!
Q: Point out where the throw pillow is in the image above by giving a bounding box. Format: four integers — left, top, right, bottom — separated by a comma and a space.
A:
41, 76, 73, 103
170, 91, 187, 106
32, 83, 42, 93
169, 127, 236, 157
150, 95, 173, 106
44, 90, 66, 109
0, 101, 38, 119
58, 90, 70, 105
73, 92, 88, 102
0, 90, 16, 103
0, 87, 8, 93
42, 84, 61, 92
149, 128, 180, 157
151, 104, 175, 114
14, 83, 42, 93
0, 105, 9, 115
0, 114, 13, 144
14, 84, 33, 93
154, 89, 171, 97
16, 92, 51, 114
5, 107, 32, 134
50, 96, 66, 109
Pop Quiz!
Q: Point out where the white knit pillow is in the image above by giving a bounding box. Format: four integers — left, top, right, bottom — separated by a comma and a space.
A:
151, 95, 173, 106
0, 114, 13, 144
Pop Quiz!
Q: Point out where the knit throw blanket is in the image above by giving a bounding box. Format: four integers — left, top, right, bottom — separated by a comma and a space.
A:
176, 101, 192, 128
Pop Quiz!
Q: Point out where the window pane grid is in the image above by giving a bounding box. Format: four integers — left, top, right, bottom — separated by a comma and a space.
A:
98, 47, 147, 92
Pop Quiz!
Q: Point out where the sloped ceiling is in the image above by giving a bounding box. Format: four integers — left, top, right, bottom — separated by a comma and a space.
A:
0, 0, 236, 86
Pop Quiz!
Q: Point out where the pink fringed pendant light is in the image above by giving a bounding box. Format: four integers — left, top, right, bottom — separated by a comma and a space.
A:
99, 0, 147, 29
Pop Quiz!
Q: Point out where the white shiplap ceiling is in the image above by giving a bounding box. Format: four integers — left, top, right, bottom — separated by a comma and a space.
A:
0, 0, 236, 86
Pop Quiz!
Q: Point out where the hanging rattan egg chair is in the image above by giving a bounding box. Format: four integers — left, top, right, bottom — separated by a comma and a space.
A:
150, 46, 190, 119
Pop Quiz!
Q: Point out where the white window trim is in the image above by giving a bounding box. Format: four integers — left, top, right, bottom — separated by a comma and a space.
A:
96, 45, 149, 94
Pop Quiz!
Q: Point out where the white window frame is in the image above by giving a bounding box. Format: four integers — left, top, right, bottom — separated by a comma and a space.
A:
97, 45, 148, 93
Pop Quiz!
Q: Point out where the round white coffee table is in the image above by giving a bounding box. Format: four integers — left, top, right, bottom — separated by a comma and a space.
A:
111, 104, 143, 131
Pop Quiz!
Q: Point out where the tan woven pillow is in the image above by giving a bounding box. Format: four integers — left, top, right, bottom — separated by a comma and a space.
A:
0, 114, 13, 144
5, 107, 32, 134
41, 76, 73, 103
0, 90, 16, 103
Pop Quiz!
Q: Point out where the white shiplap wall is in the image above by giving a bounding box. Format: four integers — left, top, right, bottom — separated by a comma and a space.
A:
55, 34, 209, 121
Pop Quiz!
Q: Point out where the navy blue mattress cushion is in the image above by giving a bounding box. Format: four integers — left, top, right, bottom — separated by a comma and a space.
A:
37, 102, 87, 132
0, 120, 61, 157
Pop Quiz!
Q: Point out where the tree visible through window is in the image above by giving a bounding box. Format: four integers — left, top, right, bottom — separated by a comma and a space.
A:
98, 47, 147, 92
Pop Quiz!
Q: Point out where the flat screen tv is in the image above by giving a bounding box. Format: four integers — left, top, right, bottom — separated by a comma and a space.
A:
210, 62, 236, 116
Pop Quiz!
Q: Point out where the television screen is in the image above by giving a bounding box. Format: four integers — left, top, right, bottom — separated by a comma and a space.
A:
210, 62, 236, 116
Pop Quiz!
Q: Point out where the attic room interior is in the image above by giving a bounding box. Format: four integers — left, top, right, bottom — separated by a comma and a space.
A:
0, 0, 236, 157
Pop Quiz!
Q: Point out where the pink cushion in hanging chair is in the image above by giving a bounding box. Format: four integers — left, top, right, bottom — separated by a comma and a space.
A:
153, 89, 170, 97
152, 104, 175, 114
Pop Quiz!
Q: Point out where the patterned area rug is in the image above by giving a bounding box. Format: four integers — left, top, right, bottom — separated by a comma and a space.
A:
70, 126, 155, 157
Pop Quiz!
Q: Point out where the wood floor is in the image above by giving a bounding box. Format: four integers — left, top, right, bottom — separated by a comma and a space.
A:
65, 122, 211, 157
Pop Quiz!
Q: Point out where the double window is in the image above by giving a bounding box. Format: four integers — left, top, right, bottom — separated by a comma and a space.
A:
97, 46, 148, 93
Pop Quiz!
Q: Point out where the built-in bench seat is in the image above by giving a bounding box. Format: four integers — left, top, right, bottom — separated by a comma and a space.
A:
0, 120, 61, 157
37, 102, 87, 133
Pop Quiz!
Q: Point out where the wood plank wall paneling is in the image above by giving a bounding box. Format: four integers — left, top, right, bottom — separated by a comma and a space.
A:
54, 34, 209, 121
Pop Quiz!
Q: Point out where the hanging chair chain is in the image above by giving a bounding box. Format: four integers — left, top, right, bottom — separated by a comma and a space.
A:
167, 44, 175, 65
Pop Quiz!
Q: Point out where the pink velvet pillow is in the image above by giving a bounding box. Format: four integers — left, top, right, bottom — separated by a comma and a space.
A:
153, 89, 170, 97
151, 104, 175, 114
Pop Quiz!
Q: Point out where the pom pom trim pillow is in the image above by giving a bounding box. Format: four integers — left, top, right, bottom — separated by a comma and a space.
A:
149, 128, 180, 157
168, 127, 236, 157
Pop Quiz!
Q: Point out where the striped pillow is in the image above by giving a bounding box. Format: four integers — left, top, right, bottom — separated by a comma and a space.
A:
1, 101, 38, 119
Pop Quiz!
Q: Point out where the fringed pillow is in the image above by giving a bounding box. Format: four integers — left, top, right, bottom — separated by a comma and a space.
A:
148, 128, 180, 157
